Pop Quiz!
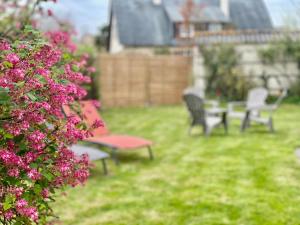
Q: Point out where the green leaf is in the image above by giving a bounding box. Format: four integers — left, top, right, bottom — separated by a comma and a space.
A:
4, 133, 13, 139
27, 92, 38, 101
2, 61, 13, 68
34, 184, 42, 195
72, 64, 80, 72
43, 171, 54, 181
3, 201, 11, 211
16, 81, 25, 87
36, 75, 47, 84
3, 195, 15, 211
63, 53, 71, 60
0, 87, 10, 104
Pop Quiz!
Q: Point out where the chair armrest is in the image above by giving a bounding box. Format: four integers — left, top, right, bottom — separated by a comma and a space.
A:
247, 104, 277, 112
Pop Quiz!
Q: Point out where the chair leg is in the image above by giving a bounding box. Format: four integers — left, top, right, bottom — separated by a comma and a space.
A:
268, 117, 275, 133
148, 146, 154, 160
204, 126, 211, 137
223, 121, 228, 134
222, 112, 228, 134
241, 111, 250, 132
111, 148, 119, 166
101, 159, 108, 175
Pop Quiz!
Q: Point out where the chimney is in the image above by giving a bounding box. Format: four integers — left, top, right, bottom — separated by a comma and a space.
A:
220, 0, 229, 18
152, 0, 162, 5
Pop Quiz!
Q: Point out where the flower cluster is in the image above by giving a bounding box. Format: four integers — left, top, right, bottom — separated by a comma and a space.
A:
0, 25, 100, 224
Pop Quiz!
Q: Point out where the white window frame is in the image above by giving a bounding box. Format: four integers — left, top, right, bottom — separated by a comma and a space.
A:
179, 24, 195, 38
208, 23, 222, 32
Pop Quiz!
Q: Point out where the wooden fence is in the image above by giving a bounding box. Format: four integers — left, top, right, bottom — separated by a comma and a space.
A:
98, 54, 192, 108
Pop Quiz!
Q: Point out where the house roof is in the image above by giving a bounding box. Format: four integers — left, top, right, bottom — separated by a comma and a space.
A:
163, 0, 272, 29
229, 0, 273, 30
164, 5, 229, 23
111, 0, 173, 46
111, 0, 273, 46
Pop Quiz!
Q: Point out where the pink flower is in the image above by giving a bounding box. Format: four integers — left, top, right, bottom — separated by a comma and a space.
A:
47, 9, 53, 16
35, 68, 50, 77
87, 67, 96, 73
27, 169, 41, 180
28, 131, 46, 143
91, 100, 101, 109
0, 41, 10, 51
11, 187, 24, 198
16, 199, 28, 209
25, 207, 39, 221
4, 210, 14, 220
8, 68, 25, 81
91, 119, 104, 129
8, 168, 20, 177
41, 189, 49, 198
6, 53, 20, 64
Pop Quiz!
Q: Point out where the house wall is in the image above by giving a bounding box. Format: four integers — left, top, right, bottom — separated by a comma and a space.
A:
193, 44, 299, 95
109, 14, 124, 54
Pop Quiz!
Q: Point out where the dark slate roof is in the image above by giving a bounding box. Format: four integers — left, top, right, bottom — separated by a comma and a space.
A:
165, 5, 229, 23
164, 0, 273, 29
230, 0, 273, 30
111, 0, 173, 46
111, 0, 273, 46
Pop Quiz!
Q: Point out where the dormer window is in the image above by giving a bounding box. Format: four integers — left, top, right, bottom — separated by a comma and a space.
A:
178, 24, 195, 38
208, 23, 222, 32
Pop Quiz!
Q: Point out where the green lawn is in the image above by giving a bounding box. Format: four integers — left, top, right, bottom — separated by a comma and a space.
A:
53, 104, 300, 225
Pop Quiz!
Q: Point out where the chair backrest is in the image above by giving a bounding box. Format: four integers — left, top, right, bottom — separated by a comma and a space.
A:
183, 87, 205, 99
63, 101, 110, 136
183, 93, 206, 126
246, 87, 268, 109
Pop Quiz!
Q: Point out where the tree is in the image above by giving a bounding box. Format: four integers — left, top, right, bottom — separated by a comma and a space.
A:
95, 25, 109, 51
180, 0, 206, 55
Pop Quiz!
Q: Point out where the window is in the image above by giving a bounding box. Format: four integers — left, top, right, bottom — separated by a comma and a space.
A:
208, 23, 222, 32
178, 24, 195, 38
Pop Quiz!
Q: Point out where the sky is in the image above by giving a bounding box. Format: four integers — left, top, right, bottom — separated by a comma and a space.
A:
43, 0, 300, 36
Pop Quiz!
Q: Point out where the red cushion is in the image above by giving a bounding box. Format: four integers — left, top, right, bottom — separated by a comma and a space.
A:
85, 135, 152, 150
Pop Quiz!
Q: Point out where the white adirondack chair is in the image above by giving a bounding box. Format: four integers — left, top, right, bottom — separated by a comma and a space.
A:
228, 88, 287, 132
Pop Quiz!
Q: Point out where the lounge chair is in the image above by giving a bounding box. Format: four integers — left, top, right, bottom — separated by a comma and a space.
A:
183, 92, 228, 136
64, 101, 154, 164
71, 145, 109, 175
241, 89, 287, 132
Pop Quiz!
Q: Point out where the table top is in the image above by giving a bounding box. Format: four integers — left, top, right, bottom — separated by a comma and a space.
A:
207, 107, 228, 114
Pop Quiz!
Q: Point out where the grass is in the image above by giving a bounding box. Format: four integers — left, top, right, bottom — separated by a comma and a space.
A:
53, 104, 300, 225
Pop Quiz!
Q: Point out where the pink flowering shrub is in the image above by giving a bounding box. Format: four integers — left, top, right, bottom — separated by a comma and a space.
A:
0, 2, 100, 223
